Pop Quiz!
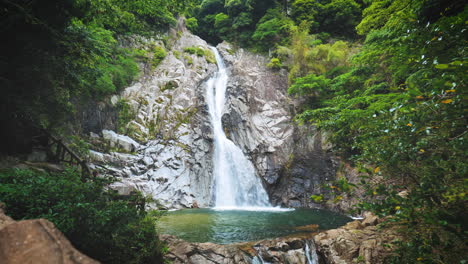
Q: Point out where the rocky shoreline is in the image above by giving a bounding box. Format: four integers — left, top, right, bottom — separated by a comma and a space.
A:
161, 213, 397, 264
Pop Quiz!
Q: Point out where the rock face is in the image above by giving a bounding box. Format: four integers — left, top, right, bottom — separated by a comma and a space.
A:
102, 129, 140, 152
314, 213, 398, 264
87, 20, 360, 210
89, 20, 217, 209
216, 42, 344, 208
0, 208, 99, 264
161, 233, 319, 264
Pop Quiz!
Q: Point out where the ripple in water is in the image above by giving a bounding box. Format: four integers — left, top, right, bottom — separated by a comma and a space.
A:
158, 208, 351, 244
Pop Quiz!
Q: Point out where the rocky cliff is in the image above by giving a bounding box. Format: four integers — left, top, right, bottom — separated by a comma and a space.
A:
88, 22, 218, 208
86, 21, 359, 211
216, 43, 343, 208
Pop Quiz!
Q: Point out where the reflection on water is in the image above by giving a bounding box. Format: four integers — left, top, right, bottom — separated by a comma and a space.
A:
158, 208, 351, 244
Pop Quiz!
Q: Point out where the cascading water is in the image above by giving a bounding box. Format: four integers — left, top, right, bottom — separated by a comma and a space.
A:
206, 47, 271, 209
305, 241, 319, 264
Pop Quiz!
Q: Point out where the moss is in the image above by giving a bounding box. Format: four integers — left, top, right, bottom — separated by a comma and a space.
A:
183, 47, 197, 54
161, 80, 178, 91
116, 99, 136, 135
184, 46, 206, 57
173, 50, 180, 59
195, 48, 204, 57
183, 55, 193, 65
204, 49, 216, 64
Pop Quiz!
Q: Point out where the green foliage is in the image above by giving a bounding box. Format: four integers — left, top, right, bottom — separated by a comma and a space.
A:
194, 0, 277, 46
151, 46, 167, 69
0, 168, 164, 264
183, 46, 215, 63
267, 58, 283, 69
290, 0, 321, 30
186, 17, 199, 32
320, 0, 362, 38
290, 0, 362, 38
252, 8, 294, 51
288, 74, 331, 97
0, 0, 184, 139
214, 13, 232, 38
116, 99, 135, 135
311, 194, 324, 203
294, 2, 467, 263
183, 55, 193, 65
67, 135, 92, 158
162, 81, 178, 91
204, 49, 216, 64
184, 47, 197, 54
356, 0, 405, 35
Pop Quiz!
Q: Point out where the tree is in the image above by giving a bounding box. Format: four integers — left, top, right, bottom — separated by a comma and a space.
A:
252, 8, 293, 51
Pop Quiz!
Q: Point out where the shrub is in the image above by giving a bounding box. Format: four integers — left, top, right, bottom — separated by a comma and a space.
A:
186, 17, 198, 32
151, 46, 166, 68
0, 168, 164, 264
267, 58, 282, 69
183, 47, 197, 54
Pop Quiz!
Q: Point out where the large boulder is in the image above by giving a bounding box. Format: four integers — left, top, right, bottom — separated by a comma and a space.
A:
314, 214, 398, 264
0, 208, 99, 264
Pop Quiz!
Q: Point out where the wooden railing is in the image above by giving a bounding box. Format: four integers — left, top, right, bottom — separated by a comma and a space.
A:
42, 130, 92, 178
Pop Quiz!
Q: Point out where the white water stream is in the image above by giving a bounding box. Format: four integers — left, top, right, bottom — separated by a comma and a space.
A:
206, 47, 272, 209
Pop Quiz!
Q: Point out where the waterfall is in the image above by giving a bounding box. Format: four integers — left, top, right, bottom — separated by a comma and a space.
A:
206, 47, 271, 209
305, 241, 319, 264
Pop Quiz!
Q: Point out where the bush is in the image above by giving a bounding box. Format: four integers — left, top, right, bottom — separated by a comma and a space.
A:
183, 47, 197, 54
151, 46, 167, 68
186, 17, 198, 32
0, 168, 164, 264
267, 58, 283, 69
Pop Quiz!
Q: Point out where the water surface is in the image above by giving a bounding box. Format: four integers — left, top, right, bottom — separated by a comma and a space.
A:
158, 208, 351, 244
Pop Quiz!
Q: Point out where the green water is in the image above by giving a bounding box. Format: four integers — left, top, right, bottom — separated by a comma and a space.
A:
157, 208, 351, 244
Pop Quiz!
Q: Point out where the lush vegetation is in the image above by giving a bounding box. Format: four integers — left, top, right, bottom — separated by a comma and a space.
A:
2, 0, 466, 263
285, 1, 467, 263
0, 0, 197, 262
0, 168, 165, 263
190, 0, 467, 262
189, 0, 364, 51
0, 0, 198, 153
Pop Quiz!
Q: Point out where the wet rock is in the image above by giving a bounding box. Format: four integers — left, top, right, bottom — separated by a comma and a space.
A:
160, 234, 319, 264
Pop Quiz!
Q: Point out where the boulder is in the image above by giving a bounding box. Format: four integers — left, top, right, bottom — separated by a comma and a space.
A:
102, 130, 139, 152
161, 233, 320, 264
314, 215, 398, 264
0, 208, 99, 264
